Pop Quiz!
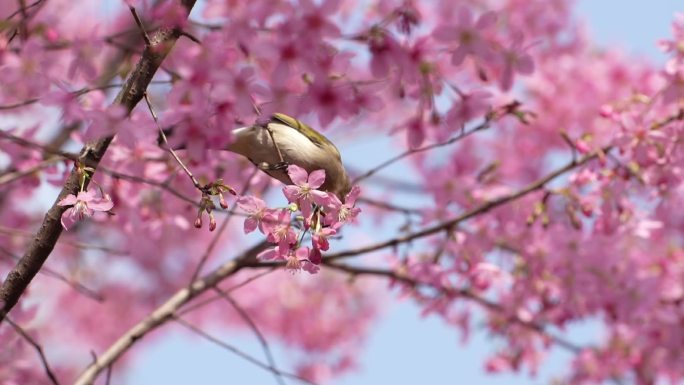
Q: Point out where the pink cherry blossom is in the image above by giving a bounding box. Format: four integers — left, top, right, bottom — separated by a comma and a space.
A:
312, 226, 336, 252
237, 195, 275, 234
325, 185, 362, 226
283, 165, 333, 219
433, 7, 498, 66
256, 244, 320, 274
57, 189, 114, 230
404, 116, 426, 148
366, 28, 405, 78
263, 208, 298, 250
497, 32, 535, 91
445, 89, 492, 129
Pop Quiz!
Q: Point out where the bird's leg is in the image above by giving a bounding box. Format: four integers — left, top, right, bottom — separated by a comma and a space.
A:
261, 125, 289, 171
270, 161, 290, 170
256, 161, 289, 171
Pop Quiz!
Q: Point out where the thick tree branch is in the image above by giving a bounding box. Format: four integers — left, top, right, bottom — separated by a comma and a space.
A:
72, 240, 267, 385
0, 0, 198, 323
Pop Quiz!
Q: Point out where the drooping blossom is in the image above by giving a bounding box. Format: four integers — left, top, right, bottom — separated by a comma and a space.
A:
283, 165, 333, 219
57, 189, 113, 230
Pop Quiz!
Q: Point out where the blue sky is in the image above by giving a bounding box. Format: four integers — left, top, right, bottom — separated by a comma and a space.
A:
124, 2, 682, 385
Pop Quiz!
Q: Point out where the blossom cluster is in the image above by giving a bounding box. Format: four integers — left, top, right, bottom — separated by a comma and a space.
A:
238, 165, 360, 274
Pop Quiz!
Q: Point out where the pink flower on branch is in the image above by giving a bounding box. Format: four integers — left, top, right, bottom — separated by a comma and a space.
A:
325, 185, 361, 227
237, 195, 276, 234
257, 244, 320, 274
433, 7, 498, 66
497, 32, 535, 91
283, 165, 333, 220
446, 89, 492, 129
57, 189, 113, 230
312, 226, 336, 252
263, 208, 298, 250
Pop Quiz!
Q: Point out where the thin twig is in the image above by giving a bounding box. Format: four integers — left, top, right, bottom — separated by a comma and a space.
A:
189, 168, 260, 282
0, 246, 104, 302
129, 6, 151, 46
179, 30, 201, 44
4, 0, 43, 20
177, 268, 276, 316
144, 91, 203, 191
347, 170, 424, 193
8, 0, 36, 42
352, 117, 490, 185
105, 364, 113, 385
0, 226, 124, 254
213, 288, 287, 385
357, 196, 423, 215
0, 80, 171, 110
173, 316, 315, 385
266, 125, 286, 164
0, 158, 60, 186
5, 316, 61, 385
0, 130, 80, 162
0, 106, 223, 210
101, 165, 199, 206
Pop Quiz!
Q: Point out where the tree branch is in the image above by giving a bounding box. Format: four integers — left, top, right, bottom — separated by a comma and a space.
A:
327, 148, 607, 261
0, 0, 198, 323
323, 261, 584, 353
71, 240, 267, 385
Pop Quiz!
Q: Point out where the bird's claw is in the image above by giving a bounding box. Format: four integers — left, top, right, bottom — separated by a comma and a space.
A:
257, 161, 290, 171
272, 161, 289, 171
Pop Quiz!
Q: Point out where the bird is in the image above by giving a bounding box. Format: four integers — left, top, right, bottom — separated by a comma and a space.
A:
226, 113, 351, 200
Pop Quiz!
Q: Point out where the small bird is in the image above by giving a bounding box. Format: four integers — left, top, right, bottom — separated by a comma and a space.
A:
226, 113, 351, 200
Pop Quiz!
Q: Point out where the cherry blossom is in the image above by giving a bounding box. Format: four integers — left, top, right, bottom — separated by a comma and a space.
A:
283, 165, 333, 219
57, 189, 114, 230
433, 7, 498, 66
325, 185, 362, 225
236, 195, 275, 234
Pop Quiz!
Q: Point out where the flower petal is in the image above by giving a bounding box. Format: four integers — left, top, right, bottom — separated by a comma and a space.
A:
58, 194, 79, 206
237, 196, 259, 212
302, 260, 320, 274
311, 190, 331, 206
60, 208, 77, 230
345, 185, 361, 205
287, 164, 308, 185
256, 247, 279, 261
89, 198, 113, 212
244, 217, 258, 234
308, 169, 326, 188
283, 185, 300, 203
308, 247, 322, 265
